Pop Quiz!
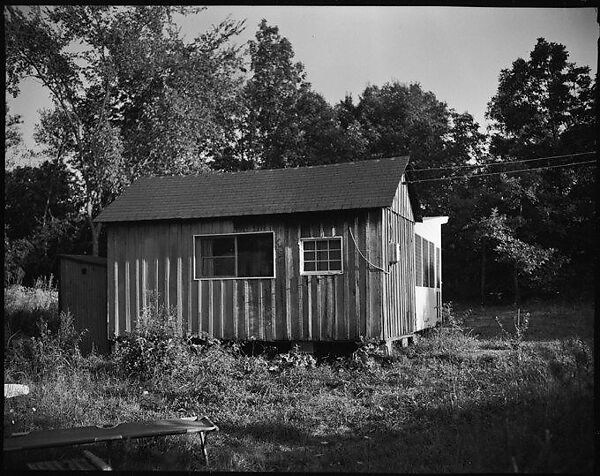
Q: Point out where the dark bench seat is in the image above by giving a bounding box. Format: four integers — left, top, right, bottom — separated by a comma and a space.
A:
3, 416, 218, 468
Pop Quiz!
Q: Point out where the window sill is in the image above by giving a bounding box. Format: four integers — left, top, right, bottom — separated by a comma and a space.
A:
193, 276, 275, 281
300, 271, 344, 276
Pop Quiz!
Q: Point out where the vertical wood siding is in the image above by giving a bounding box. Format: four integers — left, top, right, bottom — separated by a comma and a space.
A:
390, 174, 414, 221
381, 178, 417, 339
107, 210, 385, 342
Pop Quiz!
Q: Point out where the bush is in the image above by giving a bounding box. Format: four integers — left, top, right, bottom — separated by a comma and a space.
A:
112, 296, 191, 380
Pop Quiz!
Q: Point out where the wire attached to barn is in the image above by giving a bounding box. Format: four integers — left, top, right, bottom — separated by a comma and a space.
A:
348, 227, 391, 274
403, 159, 596, 184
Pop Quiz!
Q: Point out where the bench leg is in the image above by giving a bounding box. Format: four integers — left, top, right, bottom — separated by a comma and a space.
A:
199, 431, 208, 466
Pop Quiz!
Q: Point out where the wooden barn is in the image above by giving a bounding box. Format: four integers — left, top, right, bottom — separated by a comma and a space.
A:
94, 156, 447, 349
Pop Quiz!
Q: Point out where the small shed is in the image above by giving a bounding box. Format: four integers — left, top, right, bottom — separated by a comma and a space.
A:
59, 254, 108, 354
95, 157, 448, 347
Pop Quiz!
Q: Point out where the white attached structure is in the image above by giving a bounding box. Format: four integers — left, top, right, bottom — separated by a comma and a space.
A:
414, 216, 448, 331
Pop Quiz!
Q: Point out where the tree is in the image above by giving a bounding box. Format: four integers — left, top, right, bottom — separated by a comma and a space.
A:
354, 82, 451, 167
469, 209, 565, 304
4, 161, 80, 240
4, 161, 83, 285
5, 6, 245, 255
5, 103, 23, 152
486, 37, 595, 297
213, 19, 358, 172
235, 20, 309, 169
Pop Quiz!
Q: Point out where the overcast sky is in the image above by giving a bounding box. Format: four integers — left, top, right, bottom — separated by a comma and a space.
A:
7, 6, 598, 152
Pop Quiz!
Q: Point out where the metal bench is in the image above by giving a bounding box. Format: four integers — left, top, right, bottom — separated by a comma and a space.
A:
3, 416, 219, 469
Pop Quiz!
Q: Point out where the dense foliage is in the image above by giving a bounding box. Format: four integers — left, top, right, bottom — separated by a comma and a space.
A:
4, 6, 596, 301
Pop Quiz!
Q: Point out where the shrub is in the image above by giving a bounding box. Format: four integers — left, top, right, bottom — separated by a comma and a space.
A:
112, 298, 190, 380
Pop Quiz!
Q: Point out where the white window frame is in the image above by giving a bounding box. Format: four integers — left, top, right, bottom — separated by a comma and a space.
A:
193, 231, 276, 280
299, 236, 344, 276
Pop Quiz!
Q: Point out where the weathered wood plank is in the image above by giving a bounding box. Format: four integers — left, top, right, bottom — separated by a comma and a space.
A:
270, 279, 276, 340
208, 280, 214, 336
365, 213, 372, 338
232, 280, 239, 339
326, 276, 334, 340
285, 225, 296, 339
223, 280, 234, 338
275, 223, 287, 340
242, 280, 248, 338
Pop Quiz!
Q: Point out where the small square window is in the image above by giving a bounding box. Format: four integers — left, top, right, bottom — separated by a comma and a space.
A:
301, 237, 343, 275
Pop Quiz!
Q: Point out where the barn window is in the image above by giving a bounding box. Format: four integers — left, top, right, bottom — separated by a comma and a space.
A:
417, 236, 437, 288
428, 241, 435, 288
300, 237, 343, 275
194, 232, 274, 279
422, 238, 430, 287
415, 235, 423, 286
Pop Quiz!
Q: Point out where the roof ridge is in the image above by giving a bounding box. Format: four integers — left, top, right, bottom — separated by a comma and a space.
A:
139, 156, 409, 180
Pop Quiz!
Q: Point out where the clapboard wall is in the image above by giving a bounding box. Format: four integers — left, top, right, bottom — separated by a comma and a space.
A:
106, 209, 386, 342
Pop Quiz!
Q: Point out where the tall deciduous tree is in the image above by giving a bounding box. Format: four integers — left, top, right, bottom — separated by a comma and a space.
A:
215, 19, 358, 172
239, 19, 309, 169
354, 82, 451, 167
5, 5, 245, 255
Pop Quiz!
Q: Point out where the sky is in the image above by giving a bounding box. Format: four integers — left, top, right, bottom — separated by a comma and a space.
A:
6, 6, 598, 153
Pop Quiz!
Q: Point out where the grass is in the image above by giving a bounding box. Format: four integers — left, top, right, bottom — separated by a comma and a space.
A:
3, 284, 594, 473
4, 276, 59, 339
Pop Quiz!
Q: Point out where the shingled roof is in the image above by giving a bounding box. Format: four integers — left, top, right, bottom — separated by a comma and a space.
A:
95, 156, 412, 223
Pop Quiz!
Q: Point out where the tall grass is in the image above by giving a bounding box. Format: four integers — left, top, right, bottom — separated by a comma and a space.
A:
4, 275, 59, 338
3, 291, 594, 472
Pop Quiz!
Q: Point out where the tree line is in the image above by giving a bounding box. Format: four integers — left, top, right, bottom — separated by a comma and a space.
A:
4, 6, 596, 303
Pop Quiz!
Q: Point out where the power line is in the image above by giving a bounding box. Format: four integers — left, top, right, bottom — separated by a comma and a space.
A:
407, 151, 596, 173
403, 160, 596, 184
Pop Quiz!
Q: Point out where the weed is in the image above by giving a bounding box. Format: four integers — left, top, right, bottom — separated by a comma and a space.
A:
495, 308, 530, 360
441, 301, 472, 333
5, 311, 84, 378
270, 345, 317, 371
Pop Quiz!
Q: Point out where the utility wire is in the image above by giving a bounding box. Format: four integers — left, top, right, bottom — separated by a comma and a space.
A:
407, 151, 596, 173
403, 160, 596, 184
348, 227, 390, 274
